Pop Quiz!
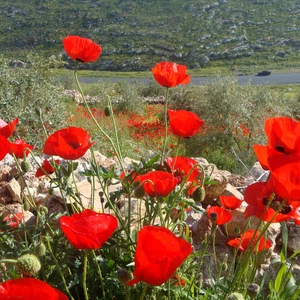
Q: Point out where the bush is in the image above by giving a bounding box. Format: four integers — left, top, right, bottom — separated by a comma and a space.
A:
0, 55, 68, 149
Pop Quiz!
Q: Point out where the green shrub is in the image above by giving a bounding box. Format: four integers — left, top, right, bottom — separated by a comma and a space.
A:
0, 54, 68, 149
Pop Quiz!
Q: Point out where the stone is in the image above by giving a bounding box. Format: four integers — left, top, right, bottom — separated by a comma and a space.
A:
7, 178, 21, 202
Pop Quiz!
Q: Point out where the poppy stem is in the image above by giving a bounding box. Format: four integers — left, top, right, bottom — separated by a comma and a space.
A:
73, 63, 125, 174
45, 235, 75, 300
139, 283, 148, 300
161, 87, 170, 164
91, 251, 106, 298
83, 250, 89, 300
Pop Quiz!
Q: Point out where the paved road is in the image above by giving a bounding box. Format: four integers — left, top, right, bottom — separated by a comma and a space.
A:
78, 72, 300, 85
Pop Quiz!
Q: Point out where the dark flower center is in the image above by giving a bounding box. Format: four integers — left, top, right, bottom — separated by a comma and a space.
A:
262, 197, 292, 215
275, 145, 285, 153
68, 141, 81, 149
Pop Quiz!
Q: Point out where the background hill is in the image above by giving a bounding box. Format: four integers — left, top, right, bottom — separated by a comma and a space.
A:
0, 0, 299, 71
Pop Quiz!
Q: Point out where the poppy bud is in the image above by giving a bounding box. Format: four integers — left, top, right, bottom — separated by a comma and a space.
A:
21, 160, 31, 173
227, 292, 244, 300
209, 212, 218, 223
116, 268, 130, 284
23, 201, 31, 211
192, 186, 205, 202
39, 206, 48, 215
48, 187, 54, 195
104, 106, 111, 117
134, 185, 145, 198
17, 254, 41, 276
35, 108, 42, 117
247, 283, 260, 299
35, 242, 47, 257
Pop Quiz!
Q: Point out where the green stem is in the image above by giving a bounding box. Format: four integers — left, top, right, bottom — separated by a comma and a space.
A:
140, 283, 148, 300
91, 251, 106, 298
73, 63, 125, 173
83, 250, 89, 300
161, 87, 170, 164
0, 259, 18, 264
45, 236, 75, 300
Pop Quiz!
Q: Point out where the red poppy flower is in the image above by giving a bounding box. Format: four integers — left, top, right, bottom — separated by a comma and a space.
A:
0, 278, 68, 300
219, 195, 243, 210
244, 181, 299, 223
63, 35, 102, 63
127, 226, 192, 286
9, 139, 34, 158
0, 118, 18, 138
43, 127, 94, 160
268, 154, 300, 204
0, 136, 10, 160
3, 212, 22, 229
60, 209, 118, 250
165, 156, 201, 183
227, 229, 272, 253
168, 110, 204, 138
35, 159, 60, 178
134, 171, 179, 197
152, 62, 190, 88
253, 117, 300, 169
206, 206, 232, 225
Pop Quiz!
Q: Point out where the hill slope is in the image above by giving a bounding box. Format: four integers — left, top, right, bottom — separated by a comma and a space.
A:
0, 0, 299, 71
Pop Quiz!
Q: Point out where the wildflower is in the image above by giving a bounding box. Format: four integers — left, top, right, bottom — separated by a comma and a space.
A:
152, 62, 190, 88
268, 154, 300, 204
168, 110, 204, 138
35, 159, 60, 178
2, 212, 22, 229
134, 171, 179, 197
227, 229, 272, 253
60, 209, 118, 250
43, 127, 94, 160
0, 278, 68, 299
127, 226, 192, 286
0, 118, 18, 138
165, 156, 201, 183
206, 206, 232, 225
219, 195, 243, 210
0, 136, 11, 160
253, 117, 300, 169
63, 35, 102, 63
244, 180, 299, 223
9, 139, 34, 158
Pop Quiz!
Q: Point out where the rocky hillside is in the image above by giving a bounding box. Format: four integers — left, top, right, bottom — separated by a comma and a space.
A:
0, 0, 299, 71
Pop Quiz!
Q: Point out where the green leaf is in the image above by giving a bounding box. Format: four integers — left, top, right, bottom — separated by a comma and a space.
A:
280, 276, 297, 299
275, 264, 287, 292
280, 222, 288, 262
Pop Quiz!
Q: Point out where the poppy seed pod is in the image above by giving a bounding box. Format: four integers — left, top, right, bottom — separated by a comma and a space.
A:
17, 254, 41, 276
227, 292, 245, 300
247, 283, 260, 299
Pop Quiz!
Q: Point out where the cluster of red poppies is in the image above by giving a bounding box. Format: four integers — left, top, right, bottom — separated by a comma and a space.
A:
0, 118, 34, 159
1, 35, 300, 298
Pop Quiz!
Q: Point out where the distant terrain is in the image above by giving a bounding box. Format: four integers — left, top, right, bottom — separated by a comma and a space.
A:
0, 0, 300, 71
